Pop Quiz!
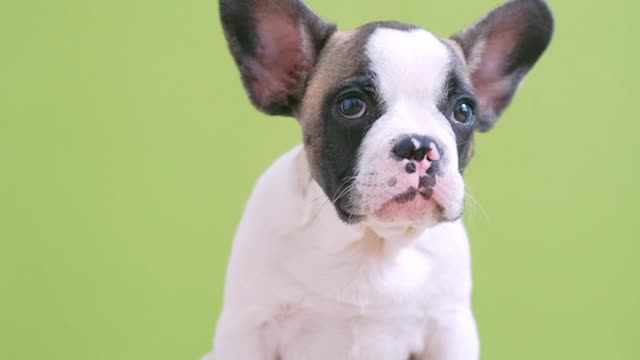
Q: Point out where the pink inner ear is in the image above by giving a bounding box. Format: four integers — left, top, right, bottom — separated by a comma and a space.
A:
471, 28, 520, 118
248, 12, 312, 110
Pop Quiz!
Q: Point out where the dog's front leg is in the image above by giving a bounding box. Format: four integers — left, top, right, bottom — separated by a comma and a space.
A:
419, 310, 479, 360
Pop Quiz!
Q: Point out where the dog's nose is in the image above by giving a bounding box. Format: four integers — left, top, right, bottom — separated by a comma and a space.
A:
392, 135, 441, 162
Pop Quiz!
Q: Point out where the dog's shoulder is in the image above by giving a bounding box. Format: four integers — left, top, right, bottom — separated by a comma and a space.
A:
237, 145, 309, 229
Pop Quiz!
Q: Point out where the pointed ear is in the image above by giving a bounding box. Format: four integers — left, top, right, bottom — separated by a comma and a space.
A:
219, 0, 337, 116
451, 0, 554, 132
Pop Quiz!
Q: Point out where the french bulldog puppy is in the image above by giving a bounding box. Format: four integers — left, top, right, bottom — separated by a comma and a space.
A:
207, 0, 553, 359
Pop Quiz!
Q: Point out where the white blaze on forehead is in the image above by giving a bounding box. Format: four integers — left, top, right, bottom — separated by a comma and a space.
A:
366, 28, 451, 104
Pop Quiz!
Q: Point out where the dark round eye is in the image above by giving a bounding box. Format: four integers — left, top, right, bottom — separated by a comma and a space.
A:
338, 95, 367, 119
452, 99, 475, 124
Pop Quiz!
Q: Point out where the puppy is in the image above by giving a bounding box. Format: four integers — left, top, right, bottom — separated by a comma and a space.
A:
206, 0, 553, 359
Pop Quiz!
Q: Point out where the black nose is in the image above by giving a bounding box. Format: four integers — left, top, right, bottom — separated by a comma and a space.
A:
392, 135, 440, 162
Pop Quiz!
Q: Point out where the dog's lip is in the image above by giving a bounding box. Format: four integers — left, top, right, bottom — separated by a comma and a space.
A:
372, 186, 443, 217
335, 201, 366, 224
391, 186, 434, 203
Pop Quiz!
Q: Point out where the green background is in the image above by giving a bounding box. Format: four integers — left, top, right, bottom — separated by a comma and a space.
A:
1, 0, 638, 359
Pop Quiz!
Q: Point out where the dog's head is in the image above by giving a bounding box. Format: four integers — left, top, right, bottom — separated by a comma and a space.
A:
220, 0, 553, 230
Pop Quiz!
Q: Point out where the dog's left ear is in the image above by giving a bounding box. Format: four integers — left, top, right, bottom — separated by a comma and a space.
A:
451, 0, 554, 132
219, 0, 337, 116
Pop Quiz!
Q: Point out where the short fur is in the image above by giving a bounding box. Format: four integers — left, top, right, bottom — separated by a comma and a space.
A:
207, 0, 553, 359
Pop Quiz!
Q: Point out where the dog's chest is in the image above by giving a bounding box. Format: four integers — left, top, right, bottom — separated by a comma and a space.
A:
268, 246, 443, 359
273, 300, 428, 360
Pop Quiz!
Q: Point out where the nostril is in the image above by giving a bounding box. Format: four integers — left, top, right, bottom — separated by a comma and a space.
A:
426, 143, 440, 162
413, 147, 428, 162
393, 135, 442, 162
393, 138, 416, 160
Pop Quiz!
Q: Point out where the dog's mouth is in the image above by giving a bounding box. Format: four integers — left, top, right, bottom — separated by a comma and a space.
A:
391, 173, 437, 204
391, 186, 434, 204
333, 173, 447, 224
373, 185, 445, 222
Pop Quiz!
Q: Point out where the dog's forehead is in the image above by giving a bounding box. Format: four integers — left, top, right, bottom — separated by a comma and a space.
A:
366, 28, 452, 103
301, 23, 456, 123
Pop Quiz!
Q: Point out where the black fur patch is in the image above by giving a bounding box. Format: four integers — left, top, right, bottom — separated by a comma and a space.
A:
437, 48, 477, 172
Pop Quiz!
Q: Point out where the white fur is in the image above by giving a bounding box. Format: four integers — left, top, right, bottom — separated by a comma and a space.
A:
206, 28, 478, 360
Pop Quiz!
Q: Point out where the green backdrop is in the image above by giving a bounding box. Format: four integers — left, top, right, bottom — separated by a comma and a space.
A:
2, 0, 639, 359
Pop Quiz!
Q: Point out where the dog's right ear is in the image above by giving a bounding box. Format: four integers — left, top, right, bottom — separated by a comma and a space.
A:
219, 0, 337, 116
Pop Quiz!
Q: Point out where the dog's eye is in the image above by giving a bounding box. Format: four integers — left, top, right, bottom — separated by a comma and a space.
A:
452, 99, 475, 124
338, 95, 367, 119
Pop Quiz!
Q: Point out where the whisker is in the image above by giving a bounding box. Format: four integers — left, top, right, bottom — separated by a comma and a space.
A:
307, 193, 329, 205
305, 175, 356, 207
464, 187, 490, 222
456, 139, 474, 147
333, 182, 357, 204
